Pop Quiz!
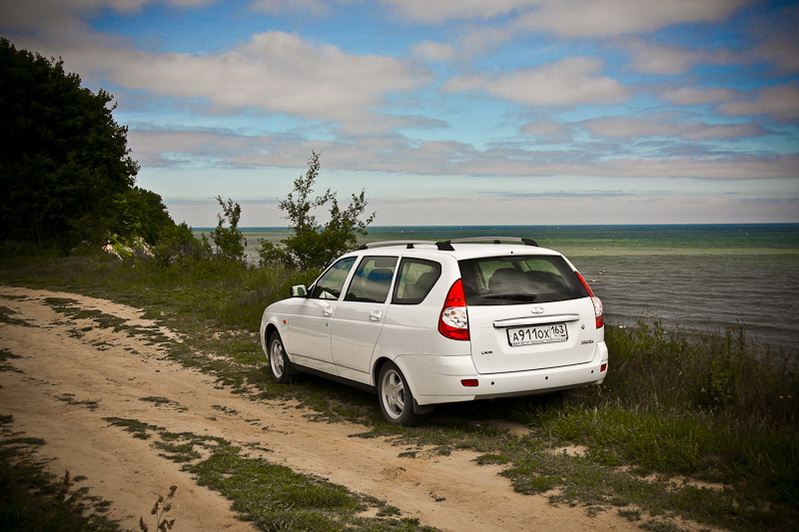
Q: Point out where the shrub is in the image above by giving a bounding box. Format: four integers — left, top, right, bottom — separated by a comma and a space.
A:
209, 196, 246, 263
258, 151, 374, 271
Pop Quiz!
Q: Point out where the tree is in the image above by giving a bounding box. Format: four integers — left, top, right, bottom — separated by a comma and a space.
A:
259, 151, 375, 271
0, 38, 143, 250
110, 187, 175, 245
209, 196, 247, 262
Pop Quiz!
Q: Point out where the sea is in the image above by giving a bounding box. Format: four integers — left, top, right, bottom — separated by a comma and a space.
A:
205, 224, 799, 352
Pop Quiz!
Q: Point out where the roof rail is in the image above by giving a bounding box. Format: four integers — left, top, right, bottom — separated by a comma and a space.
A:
439, 236, 539, 247
358, 236, 539, 251
358, 240, 440, 250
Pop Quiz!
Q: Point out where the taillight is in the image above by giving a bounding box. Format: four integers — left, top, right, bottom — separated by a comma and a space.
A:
439, 279, 469, 340
575, 272, 604, 329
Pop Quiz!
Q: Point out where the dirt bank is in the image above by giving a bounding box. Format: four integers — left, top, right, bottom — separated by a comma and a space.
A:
0, 286, 645, 531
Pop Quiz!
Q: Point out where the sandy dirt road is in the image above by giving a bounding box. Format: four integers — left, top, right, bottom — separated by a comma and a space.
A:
0, 286, 645, 531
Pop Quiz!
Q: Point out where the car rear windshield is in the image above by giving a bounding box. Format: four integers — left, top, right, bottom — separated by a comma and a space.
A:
459, 255, 588, 305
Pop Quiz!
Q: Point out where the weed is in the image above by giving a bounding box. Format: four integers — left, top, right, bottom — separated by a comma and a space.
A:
103, 417, 159, 440
377, 506, 402, 517
0, 348, 21, 361
139, 396, 173, 405
153, 441, 202, 463
139, 484, 177, 532
0, 347, 23, 373
0, 305, 31, 326
57, 393, 102, 411
211, 404, 239, 416
475, 454, 511, 465
139, 396, 187, 411
618, 507, 642, 521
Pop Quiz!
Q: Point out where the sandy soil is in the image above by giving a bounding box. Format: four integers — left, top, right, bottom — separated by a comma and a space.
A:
0, 286, 650, 531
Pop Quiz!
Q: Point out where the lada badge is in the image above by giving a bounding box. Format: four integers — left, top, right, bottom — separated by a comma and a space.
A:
530, 306, 545, 315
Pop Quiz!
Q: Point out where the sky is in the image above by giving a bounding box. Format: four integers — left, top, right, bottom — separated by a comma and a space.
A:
2, 0, 798, 227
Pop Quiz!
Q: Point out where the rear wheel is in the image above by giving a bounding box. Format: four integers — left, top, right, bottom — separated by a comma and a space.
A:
267, 333, 294, 384
377, 361, 424, 426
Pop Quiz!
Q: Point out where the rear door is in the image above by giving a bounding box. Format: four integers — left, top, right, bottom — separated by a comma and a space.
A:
460, 255, 599, 374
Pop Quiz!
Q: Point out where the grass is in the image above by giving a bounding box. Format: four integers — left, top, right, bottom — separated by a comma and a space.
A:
56, 393, 102, 411
1, 251, 797, 531
103, 417, 435, 531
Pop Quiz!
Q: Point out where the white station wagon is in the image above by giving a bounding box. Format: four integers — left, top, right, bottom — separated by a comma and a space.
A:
260, 237, 608, 426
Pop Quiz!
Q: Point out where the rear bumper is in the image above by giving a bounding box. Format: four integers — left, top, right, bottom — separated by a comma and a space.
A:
397, 341, 608, 406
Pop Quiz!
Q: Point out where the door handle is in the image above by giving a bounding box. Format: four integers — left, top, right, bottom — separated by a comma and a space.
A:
322, 305, 334, 317
369, 310, 383, 321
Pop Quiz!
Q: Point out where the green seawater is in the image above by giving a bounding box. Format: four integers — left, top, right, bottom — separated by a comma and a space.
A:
197, 224, 799, 351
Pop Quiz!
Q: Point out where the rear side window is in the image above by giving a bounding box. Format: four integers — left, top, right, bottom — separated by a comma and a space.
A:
392, 258, 441, 305
459, 255, 588, 305
344, 256, 398, 303
310, 257, 357, 299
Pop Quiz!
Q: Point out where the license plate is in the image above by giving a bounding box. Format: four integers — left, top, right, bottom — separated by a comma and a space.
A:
507, 323, 568, 346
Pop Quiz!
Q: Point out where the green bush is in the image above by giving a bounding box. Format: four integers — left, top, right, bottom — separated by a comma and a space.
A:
603, 321, 798, 427
258, 151, 374, 271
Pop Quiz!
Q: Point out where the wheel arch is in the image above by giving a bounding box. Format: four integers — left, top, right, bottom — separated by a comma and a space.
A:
372, 355, 433, 416
371, 356, 391, 388
263, 322, 281, 353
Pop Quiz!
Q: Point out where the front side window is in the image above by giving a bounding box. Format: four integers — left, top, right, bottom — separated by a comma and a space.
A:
310, 257, 357, 300
344, 256, 398, 303
459, 255, 587, 305
392, 258, 441, 304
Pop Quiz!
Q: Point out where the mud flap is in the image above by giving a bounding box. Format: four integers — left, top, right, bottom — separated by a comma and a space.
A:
413, 399, 434, 415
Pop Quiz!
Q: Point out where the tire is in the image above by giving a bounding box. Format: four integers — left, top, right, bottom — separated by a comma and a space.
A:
377, 361, 425, 426
267, 333, 294, 384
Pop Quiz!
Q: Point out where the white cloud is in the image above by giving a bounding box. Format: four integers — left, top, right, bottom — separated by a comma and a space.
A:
250, 0, 332, 16
521, 121, 569, 136
747, 4, 799, 74
516, 0, 749, 38
97, 31, 428, 133
381, 0, 748, 35
2, 2, 430, 134
583, 115, 768, 140
412, 41, 455, 61
535, 155, 799, 180
381, 0, 535, 23
628, 43, 694, 75
128, 120, 797, 181
719, 85, 799, 121
126, 127, 280, 167
2, 0, 207, 31
756, 36, 799, 73
624, 38, 741, 75
661, 87, 741, 105
444, 56, 629, 106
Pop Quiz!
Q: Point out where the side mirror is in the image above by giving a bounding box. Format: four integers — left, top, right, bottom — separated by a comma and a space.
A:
290, 284, 308, 297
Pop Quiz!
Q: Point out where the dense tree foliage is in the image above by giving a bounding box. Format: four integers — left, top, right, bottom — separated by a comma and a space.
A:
259, 151, 374, 271
0, 38, 173, 251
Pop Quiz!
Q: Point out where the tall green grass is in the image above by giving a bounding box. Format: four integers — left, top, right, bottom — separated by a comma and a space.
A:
530, 320, 799, 521
604, 321, 797, 427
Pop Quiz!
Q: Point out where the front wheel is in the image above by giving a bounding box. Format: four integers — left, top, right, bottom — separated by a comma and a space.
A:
267, 333, 294, 384
377, 361, 425, 426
